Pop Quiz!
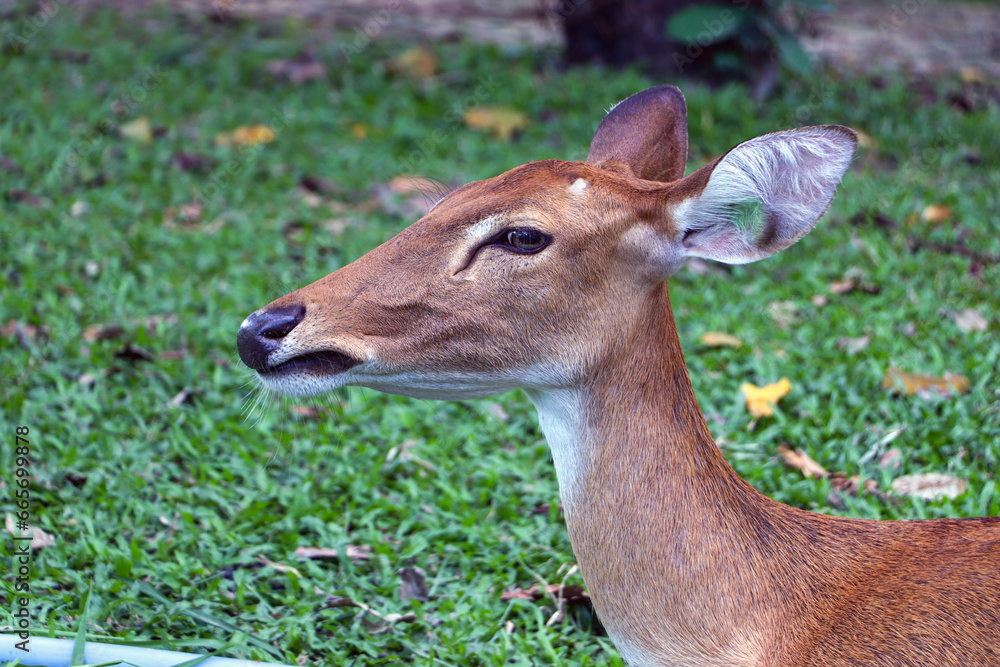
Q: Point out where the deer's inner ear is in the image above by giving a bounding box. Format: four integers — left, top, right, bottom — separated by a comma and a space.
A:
669, 125, 858, 265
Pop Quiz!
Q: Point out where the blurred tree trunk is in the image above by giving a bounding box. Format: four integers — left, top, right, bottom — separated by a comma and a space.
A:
562, 0, 697, 74
561, 0, 766, 79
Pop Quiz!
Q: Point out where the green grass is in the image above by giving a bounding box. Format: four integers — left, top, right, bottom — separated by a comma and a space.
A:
1, 5, 999, 665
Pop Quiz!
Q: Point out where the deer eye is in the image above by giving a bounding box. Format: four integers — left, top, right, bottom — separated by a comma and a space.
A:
497, 227, 550, 253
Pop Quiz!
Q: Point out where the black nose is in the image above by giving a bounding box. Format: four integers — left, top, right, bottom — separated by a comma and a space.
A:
237, 303, 306, 371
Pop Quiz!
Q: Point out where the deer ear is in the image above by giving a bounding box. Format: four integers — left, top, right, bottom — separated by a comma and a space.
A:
670, 126, 857, 265
586, 85, 688, 183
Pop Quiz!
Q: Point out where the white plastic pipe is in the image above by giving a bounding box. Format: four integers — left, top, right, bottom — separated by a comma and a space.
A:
0, 635, 298, 667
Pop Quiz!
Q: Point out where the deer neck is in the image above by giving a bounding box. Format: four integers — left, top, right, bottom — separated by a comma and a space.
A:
525, 282, 798, 666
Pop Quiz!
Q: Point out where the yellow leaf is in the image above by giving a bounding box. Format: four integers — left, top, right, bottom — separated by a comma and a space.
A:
464, 106, 529, 140
216, 124, 275, 147
699, 331, 743, 348
920, 203, 951, 223
119, 116, 152, 143
387, 46, 438, 79
854, 129, 874, 149
881, 368, 969, 398
741, 378, 792, 418
351, 123, 368, 139
959, 66, 985, 84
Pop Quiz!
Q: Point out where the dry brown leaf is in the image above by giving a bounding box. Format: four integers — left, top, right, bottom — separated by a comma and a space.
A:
295, 544, 372, 561
741, 378, 792, 418
351, 123, 368, 139
120, 116, 152, 143
920, 203, 952, 223
114, 343, 155, 363
891, 473, 967, 500
324, 594, 360, 609
699, 331, 743, 348
776, 444, 828, 479
950, 309, 988, 333
500, 583, 590, 603
398, 566, 429, 602
387, 46, 438, 79
5, 514, 56, 549
828, 279, 855, 294
878, 448, 902, 469
265, 58, 327, 85
464, 106, 529, 140
83, 322, 126, 342
881, 368, 970, 398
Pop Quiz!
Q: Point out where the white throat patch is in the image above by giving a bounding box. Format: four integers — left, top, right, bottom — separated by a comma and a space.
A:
524, 387, 587, 505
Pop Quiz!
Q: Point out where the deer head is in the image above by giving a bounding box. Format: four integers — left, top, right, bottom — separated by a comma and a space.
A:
238, 85, 856, 404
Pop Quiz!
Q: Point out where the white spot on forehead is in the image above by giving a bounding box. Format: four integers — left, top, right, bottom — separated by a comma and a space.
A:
568, 178, 588, 195
466, 215, 499, 241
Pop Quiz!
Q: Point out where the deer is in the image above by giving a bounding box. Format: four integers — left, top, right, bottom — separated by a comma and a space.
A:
237, 85, 999, 666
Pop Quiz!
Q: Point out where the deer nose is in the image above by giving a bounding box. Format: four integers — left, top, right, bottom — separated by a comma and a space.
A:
237, 303, 306, 371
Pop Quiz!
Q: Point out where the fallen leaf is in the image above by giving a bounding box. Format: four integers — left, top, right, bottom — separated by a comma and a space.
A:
854, 129, 875, 149
776, 444, 828, 479
836, 335, 870, 356
464, 106, 529, 140
949, 309, 988, 333
299, 174, 340, 196
500, 583, 589, 604
811, 294, 828, 307
878, 448, 902, 469
384, 439, 435, 471
216, 125, 275, 147
5, 514, 56, 549
83, 323, 126, 342
828, 279, 856, 294
171, 152, 214, 173
959, 66, 986, 84
6, 189, 50, 207
119, 116, 152, 142
881, 368, 969, 398
258, 555, 302, 578
767, 301, 798, 329
920, 203, 952, 223
828, 474, 879, 508
741, 378, 792, 418
114, 343, 155, 363
2, 320, 50, 347
265, 57, 327, 84
165, 389, 193, 408
290, 405, 324, 419
351, 123, 368, 139
70, 200, 89, 217
699, 331, 743, 348
387, 46, 438, 79
398, 566, 429, 602
323, 594, 360, 609
295, 544, 372, 561
891, 473, 967, 500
